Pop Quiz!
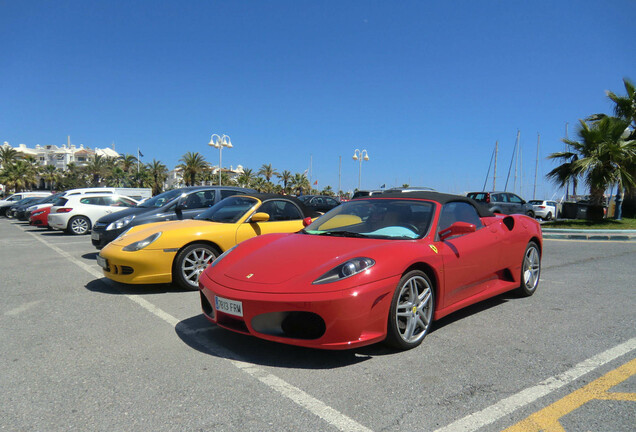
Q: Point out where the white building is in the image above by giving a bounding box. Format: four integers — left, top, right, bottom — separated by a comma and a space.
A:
2, 140, 120, 171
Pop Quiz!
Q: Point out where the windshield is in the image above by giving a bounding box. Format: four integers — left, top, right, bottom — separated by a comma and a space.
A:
304, 199, 435, 239
138, 189, 183, 208
194, 196, 258, 223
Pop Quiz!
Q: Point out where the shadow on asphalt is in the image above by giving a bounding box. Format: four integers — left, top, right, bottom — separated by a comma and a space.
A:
85, 278, 183, 295
176, 314, 380, 369
175, 291, 522, 368
82, 252, 98, 260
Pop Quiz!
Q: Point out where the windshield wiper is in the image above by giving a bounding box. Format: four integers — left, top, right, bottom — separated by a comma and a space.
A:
316, 231, 368, 238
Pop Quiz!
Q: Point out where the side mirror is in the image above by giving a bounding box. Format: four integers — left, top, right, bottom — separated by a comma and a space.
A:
439, 221, 476, 241
302, 217, 312, 227
175, 196, 186, 211
250, 212, 270, 222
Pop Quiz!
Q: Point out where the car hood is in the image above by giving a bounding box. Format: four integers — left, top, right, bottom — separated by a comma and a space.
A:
215, 233, 422, 293
96, 206, 155, 224
110, 218, 228, 247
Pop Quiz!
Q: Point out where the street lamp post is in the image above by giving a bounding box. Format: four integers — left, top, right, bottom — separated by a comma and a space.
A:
208, 134, 233, 186
352, 149, 369, 190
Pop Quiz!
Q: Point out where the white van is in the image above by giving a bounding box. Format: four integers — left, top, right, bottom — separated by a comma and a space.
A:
61, 187, 152, 201
0, 191, 52, 216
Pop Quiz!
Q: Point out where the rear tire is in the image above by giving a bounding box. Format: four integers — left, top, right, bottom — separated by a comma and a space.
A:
385, 270, 435, 350
525, 210, 535, 218
173, 243, 220, 290
545, 212, 552, 221
68, 216, 91, 235
518, 241, 541, 297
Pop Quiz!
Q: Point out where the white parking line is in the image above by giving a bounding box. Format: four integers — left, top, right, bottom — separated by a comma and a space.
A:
433, 337, 636, 432
19, 224, 373, 432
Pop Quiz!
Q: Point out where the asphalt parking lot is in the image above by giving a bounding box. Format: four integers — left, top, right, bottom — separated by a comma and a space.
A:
1, 219, 634, 432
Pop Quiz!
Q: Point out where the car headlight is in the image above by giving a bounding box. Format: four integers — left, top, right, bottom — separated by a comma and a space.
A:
312, 257, 375, 285
207, 245, 238, 270
107, 215, 135, 231
122, 232, 162, 251
32, 210, 46, 216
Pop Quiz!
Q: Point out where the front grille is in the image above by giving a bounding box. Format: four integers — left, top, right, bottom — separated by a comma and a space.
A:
93, 223, 106, 230
121, 266, 134, 275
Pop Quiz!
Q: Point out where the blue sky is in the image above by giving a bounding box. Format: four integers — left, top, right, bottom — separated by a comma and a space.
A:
2, 1, 634, 198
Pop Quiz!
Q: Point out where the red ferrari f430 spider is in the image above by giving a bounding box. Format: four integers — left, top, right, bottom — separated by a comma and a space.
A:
199, 191, 542, 350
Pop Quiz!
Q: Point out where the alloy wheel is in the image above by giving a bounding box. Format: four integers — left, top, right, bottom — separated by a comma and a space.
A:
395, 275, 433, 344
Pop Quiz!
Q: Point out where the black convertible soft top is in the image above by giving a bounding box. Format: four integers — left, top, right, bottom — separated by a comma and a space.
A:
365, 191, 494, 218
243, 193, 322, 219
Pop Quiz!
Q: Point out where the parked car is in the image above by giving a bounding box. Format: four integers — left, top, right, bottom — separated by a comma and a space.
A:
528, 200, 558, 220
466, 191, 535, 217
351, 190, 384, 199
5, 197, 45, 219
297, 195, 341, 213
382, 186, 436, 193
97, 194, 320, 290
0, 191, 51, 216
91, 186, 256, 249
13, 194, 62, 220
29, 206, 52, 229
198, 191, 542, 350
48, 194, 139, 235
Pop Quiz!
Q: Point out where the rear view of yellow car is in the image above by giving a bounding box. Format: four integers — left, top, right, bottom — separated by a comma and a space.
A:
98, 194, 319, 289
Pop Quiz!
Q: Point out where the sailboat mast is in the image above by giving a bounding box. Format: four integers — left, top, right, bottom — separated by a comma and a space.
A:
533, 133, 540, 200
493, 141, 498, 190
504, 130, 520, 192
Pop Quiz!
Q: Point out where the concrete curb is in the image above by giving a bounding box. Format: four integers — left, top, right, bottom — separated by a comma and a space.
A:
542, 228, 636, 241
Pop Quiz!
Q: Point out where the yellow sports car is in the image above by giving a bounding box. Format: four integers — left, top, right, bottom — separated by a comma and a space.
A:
97, 194, 319, 289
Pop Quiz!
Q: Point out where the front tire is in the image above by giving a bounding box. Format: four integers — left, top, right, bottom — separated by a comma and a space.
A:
68, 216, 91, 235
385, 270, 435, 350
518, 242, 541, 297
173, 243, 220, 290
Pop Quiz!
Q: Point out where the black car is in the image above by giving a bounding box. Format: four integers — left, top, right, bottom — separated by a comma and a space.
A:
91, 186, 256, 249
297, 195, 341, 213
14, 193, 63, 221
6, 197, 44, 219
466, 191, 535, 217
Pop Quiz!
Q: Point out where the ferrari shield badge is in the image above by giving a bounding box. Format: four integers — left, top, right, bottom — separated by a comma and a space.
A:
429, 245, 438, 254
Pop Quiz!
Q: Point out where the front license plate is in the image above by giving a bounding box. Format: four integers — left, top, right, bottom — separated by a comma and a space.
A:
215, 296, 243, 317
96, 255, 108, 270
91, 232, 100, 241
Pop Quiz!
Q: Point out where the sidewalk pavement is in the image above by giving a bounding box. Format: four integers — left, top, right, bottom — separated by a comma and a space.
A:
542, 228, 636, 241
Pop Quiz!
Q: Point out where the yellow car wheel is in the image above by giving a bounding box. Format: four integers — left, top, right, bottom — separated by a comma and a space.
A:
173, 243, 220, 291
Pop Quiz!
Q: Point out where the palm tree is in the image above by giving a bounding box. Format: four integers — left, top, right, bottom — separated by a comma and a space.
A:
606, 78, 636, 138
177, 152, 208, 186
236, 168, 256, 188
321, 185, 334, 196
106, 166, 127, 187
146, 159, 168, 195
40, 165, 61, 191
277, 170, 292, 193
85, 154, 109, 186
0, 160, 38, 192
118, 154, 139, 174
258, 164, 279, 182
252, 177, 267, 192
290, 172, 310, 196
548, 117, 635, 220
0, 145, 19, 169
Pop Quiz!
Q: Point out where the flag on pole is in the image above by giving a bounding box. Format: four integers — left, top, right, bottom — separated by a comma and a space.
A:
313, 180, 318, 185
380, 184, 386, 188
138, 149, 144, 158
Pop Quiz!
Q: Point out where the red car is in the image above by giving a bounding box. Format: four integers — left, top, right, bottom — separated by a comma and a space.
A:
199, 191, 542, 350
29, 206, 52, 228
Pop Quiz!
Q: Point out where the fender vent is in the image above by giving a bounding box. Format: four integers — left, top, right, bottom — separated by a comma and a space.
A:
503, 216, 515, 231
